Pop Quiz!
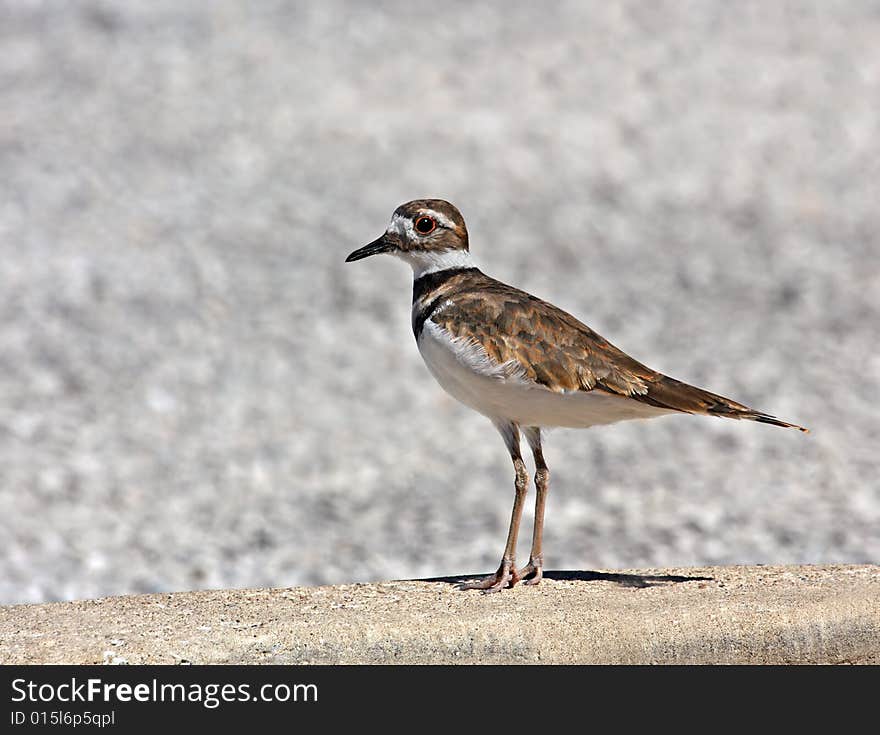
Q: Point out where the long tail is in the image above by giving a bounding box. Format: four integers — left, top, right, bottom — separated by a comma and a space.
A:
741, 412, 809, 432
637, 374, 809, 433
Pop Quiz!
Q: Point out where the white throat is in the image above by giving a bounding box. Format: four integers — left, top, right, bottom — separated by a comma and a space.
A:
395, 248, 475, 279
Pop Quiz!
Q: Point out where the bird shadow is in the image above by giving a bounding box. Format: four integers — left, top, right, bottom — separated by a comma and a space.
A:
421, 570, 714, 589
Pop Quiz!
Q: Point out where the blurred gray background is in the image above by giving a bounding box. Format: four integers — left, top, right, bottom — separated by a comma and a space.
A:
1, 1, 878, 605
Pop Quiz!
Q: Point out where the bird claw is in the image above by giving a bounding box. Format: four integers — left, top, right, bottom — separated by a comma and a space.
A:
460, 560, 516, 592
516, 558, 544, 586
460, 556, 544, 592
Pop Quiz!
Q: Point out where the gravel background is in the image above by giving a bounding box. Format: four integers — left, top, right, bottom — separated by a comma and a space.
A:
1, 1, 878, 605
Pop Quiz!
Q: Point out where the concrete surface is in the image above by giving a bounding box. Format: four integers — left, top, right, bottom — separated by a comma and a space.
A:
1, 2, 879, 606
1, 565, 877, 664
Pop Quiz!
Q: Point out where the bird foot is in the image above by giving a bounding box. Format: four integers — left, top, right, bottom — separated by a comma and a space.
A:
516, 556, 544, 586
460, 559, 516, 593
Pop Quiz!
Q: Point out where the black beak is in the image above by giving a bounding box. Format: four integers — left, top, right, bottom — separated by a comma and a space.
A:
345, 234, 396, 262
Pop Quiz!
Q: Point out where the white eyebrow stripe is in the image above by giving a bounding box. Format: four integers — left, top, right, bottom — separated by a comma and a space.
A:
424, 210, 457, 230
390, 210, 457, 233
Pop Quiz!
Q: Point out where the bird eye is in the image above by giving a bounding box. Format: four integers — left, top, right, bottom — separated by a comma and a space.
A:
414, 216, 436, 235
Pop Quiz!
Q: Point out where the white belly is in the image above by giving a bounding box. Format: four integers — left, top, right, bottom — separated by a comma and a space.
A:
417, 321, 674, 429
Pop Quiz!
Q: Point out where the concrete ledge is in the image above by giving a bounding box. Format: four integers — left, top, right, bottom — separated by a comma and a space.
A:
1, 565, 878, 664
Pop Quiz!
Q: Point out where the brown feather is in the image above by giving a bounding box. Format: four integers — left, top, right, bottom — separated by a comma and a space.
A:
415, 268, 808, 432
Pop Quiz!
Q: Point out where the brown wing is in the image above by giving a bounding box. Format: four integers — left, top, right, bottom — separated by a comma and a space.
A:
429, 277, 655, 395
430, 273, 808, 431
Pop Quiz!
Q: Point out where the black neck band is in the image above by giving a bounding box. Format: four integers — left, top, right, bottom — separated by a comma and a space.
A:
412, 267, 478, 304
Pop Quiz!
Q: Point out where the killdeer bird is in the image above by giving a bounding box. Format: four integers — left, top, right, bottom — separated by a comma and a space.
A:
346, 199, 808, 593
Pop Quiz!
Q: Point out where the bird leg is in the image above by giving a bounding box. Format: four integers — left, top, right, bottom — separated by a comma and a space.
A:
518, 427, 548, 585
461, 422, 528, 593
